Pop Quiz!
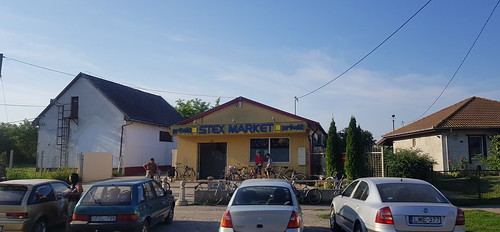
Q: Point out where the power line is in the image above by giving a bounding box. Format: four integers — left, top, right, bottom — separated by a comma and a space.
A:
296, 0, 432, 100
2, 55, 235, 99
414, 0, 500, 121
3, 55, 75, 77
0, 103, 46, 108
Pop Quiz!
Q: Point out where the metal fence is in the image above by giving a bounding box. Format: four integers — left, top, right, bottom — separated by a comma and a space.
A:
431, 170, 500, 201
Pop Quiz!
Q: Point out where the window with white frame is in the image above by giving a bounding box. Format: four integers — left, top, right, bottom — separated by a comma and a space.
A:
250, 138, 290, 163
468, 135, 486, 160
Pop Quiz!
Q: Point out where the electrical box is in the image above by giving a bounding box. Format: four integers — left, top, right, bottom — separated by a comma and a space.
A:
298, 147, 306, 166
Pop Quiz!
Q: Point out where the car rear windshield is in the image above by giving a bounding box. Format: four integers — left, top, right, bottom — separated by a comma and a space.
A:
232, 186, 293, 206
81, 185, 132, 206
377, 183, 449, 203
0, 185, 28, 205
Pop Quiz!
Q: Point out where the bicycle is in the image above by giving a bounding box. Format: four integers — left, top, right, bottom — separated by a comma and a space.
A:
153, 167, 170, 190
195, 179, 237, 205
174, 163, 197, 181
291, 181, 323, 205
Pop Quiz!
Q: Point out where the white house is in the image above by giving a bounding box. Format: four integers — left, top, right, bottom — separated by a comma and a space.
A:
378, 97, 500, 171
32, 73, 184, 175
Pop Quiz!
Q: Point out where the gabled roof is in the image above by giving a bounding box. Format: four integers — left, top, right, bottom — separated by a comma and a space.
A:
175, 96, 326, 134
378, 97, 500, 144
34, 73, 184, 127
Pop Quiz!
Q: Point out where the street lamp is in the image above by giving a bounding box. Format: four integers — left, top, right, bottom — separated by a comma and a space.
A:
392, 114, 396, 131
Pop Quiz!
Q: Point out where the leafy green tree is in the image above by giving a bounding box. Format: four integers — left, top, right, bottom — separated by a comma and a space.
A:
481, 135, 500, 170
174, 98, 220, 118
325, 118, 343, 177
339, 128, 375, 153
0, 120, 37, 165
345, 116, 367, 179
385, 148, 435, 181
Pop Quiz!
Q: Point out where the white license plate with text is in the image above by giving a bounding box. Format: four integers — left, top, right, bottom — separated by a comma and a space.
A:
91, 215, 116, 222
409, 216, 441, 224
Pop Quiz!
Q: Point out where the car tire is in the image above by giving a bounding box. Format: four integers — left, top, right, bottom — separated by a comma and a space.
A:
138, 220, 150, 232
354, 222, 364, 232
31, 219, 47, 232
164, 206, 174, 224
330, 208, 341, 232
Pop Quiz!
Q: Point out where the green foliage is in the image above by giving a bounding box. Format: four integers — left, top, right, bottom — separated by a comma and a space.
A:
464, 210, 500, 232
325, 118, 343, 177
6, 167, 76, 182
345, 117, 367, 180
0, 121, 38, 165
386, 148, 435, 180
174, 98, 220, 119
481, 135, 500, 170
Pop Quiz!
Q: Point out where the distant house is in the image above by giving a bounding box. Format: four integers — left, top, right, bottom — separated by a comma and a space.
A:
32, 73, 184, 175
378, 97, 500, 171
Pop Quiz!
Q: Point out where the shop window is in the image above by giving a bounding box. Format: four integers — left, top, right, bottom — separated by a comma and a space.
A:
159, 131, 173, 142
468, 135, 486, 161
250, 138, 289, 162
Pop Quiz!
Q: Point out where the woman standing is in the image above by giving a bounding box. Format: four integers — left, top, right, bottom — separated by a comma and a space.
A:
66, 173, 83, 230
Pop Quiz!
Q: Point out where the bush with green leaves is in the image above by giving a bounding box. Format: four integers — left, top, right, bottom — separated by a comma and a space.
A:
481, 135, 500, 170
385, 148, 436, 181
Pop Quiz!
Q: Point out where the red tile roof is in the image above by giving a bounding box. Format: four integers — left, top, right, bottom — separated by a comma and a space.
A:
382, 97, 500, 139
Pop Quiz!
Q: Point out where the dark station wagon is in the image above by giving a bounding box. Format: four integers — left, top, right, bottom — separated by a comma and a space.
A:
70, 179, 175, 232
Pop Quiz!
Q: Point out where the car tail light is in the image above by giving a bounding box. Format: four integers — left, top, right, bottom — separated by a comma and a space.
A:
117, 214, 138, 221
72, 214, 89, 222
287, 211, 301, 228
6, 212, 28, 219
220, 210, 233, 228
375, 206, 394, 224
455, 208, 465, 226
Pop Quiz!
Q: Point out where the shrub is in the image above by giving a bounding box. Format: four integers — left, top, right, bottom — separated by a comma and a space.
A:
385, 148, 435, 181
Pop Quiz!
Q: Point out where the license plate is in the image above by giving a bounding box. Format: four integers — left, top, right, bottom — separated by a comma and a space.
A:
90, 215, 116, 222
409, 216, 441, 224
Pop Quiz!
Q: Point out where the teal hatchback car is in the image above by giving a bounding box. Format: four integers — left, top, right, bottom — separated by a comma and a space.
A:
70, 179, 174, 232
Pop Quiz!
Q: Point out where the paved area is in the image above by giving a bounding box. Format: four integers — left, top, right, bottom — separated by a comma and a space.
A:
75, 176, 500, 231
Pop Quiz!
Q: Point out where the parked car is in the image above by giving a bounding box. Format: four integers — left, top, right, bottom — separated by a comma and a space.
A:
0, 179, 70, 232
70, 178, 174, 232
330, 177, 465, 232
219, 179, 303, 232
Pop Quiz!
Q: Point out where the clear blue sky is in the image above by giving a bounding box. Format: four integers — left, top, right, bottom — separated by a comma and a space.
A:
1, 0, 499, 141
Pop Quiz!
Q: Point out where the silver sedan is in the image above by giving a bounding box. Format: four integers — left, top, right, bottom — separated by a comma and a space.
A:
219, 179, 303, 232
330, 177, 465, 232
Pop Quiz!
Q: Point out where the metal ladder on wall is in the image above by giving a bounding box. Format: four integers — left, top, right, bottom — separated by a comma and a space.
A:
56, 105, 71, 166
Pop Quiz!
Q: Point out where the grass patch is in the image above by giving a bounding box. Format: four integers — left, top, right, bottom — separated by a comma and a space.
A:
465, 210, 500, 232
6, 166, 76, 182
318, 214, 330, 219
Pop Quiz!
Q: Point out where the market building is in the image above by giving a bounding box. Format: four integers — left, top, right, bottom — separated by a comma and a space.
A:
171, 96, 326, 179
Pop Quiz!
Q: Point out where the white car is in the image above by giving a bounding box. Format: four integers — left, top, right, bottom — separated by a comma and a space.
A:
219, 179, 303, 232
330, 177, 465, 232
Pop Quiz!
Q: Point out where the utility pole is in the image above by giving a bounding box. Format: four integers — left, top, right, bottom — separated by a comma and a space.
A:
294, 97, 298, 115
392, 114, 396, 131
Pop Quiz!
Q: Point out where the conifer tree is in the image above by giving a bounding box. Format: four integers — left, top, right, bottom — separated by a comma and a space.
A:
325, 118, 343, 177
345, 116, 367, 179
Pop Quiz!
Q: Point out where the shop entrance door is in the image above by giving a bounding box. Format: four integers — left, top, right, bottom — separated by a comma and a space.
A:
198, 143, 227, 179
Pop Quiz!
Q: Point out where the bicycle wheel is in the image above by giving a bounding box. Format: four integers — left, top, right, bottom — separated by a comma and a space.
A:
267, 171, 277, 179
306, 188, 323, 205
183, 169, 196, 181
294, 173, 307, 180
284, 170, 294, 179
194, 182, 209, 191
206, 189, 223, 205
163, 181, 171, 190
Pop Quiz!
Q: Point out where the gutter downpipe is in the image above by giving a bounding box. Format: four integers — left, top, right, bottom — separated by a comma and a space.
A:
118, 121, 133, 174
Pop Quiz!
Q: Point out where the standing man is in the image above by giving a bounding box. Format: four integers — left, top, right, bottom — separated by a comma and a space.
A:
254, 151, 264, 177
143, 158, 158, 179
265, 153, 273, 178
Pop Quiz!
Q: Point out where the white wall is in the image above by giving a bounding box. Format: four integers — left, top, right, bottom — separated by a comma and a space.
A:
122, 123, 178, 168
393, 135, 444, 171
36, 77, 124, 169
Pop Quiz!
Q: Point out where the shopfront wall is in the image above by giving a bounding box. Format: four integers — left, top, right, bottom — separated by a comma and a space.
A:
176, 132, 311, 179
